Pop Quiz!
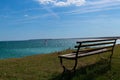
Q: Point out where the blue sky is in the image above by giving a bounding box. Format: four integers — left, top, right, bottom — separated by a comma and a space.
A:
0, 0, 120, 41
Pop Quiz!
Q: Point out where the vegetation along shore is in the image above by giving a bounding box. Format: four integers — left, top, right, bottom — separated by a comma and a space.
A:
0, 45, 120, 80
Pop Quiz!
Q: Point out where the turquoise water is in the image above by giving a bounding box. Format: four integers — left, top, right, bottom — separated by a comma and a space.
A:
0, 39, 83, 59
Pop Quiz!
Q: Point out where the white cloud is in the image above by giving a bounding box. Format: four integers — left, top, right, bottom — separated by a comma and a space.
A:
87, 0, 120, 5
37, 0, 55, 4
62, 0, 120, 15
42, 6, 60, 19
36, 0, 86, 7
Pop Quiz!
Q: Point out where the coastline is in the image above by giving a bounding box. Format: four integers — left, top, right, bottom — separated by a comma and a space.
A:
0, 45, 120, 80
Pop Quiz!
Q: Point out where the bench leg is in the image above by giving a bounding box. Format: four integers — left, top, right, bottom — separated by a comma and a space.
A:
109, 51, 114, 70
109, 40, 116, 70
72, 59, 78, 72
59, 58, 78, 73
60, 57, 66, 73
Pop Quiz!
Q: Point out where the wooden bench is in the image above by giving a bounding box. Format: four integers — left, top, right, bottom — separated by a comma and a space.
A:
58, 38, 117, 72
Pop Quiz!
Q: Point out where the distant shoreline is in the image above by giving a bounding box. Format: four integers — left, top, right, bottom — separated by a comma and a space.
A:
0, 36, 120, 42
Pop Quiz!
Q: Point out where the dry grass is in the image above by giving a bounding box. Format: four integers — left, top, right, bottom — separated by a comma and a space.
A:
0, 45, 120, 80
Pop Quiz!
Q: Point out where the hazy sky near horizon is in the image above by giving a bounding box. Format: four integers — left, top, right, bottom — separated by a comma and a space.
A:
0, 0, 120, 41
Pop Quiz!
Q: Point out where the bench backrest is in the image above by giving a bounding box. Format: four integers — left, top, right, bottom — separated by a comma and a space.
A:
75, 39, 117, 56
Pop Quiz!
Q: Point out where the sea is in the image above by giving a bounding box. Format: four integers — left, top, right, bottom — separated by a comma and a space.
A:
0, 38, 85, 59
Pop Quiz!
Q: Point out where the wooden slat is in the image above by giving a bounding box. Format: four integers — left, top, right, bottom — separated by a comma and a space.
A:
77, 49, 112, 58
77, 39, 116, 43
58, 49, 112, 59
80, 42, 114, 47
78, 45, 113, 53
58, 53, 76, 59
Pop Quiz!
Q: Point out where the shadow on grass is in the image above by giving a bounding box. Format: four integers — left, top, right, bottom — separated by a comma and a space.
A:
49, 59, 111, 80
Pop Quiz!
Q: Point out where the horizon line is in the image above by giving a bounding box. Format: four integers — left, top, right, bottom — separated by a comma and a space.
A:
0, 36, 120, 42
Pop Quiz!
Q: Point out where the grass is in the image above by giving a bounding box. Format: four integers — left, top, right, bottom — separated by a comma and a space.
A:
0, 45, 120, 80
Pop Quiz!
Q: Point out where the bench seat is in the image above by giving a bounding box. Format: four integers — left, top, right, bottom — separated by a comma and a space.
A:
59, 49, 108, 59
58, 38, 117, 72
